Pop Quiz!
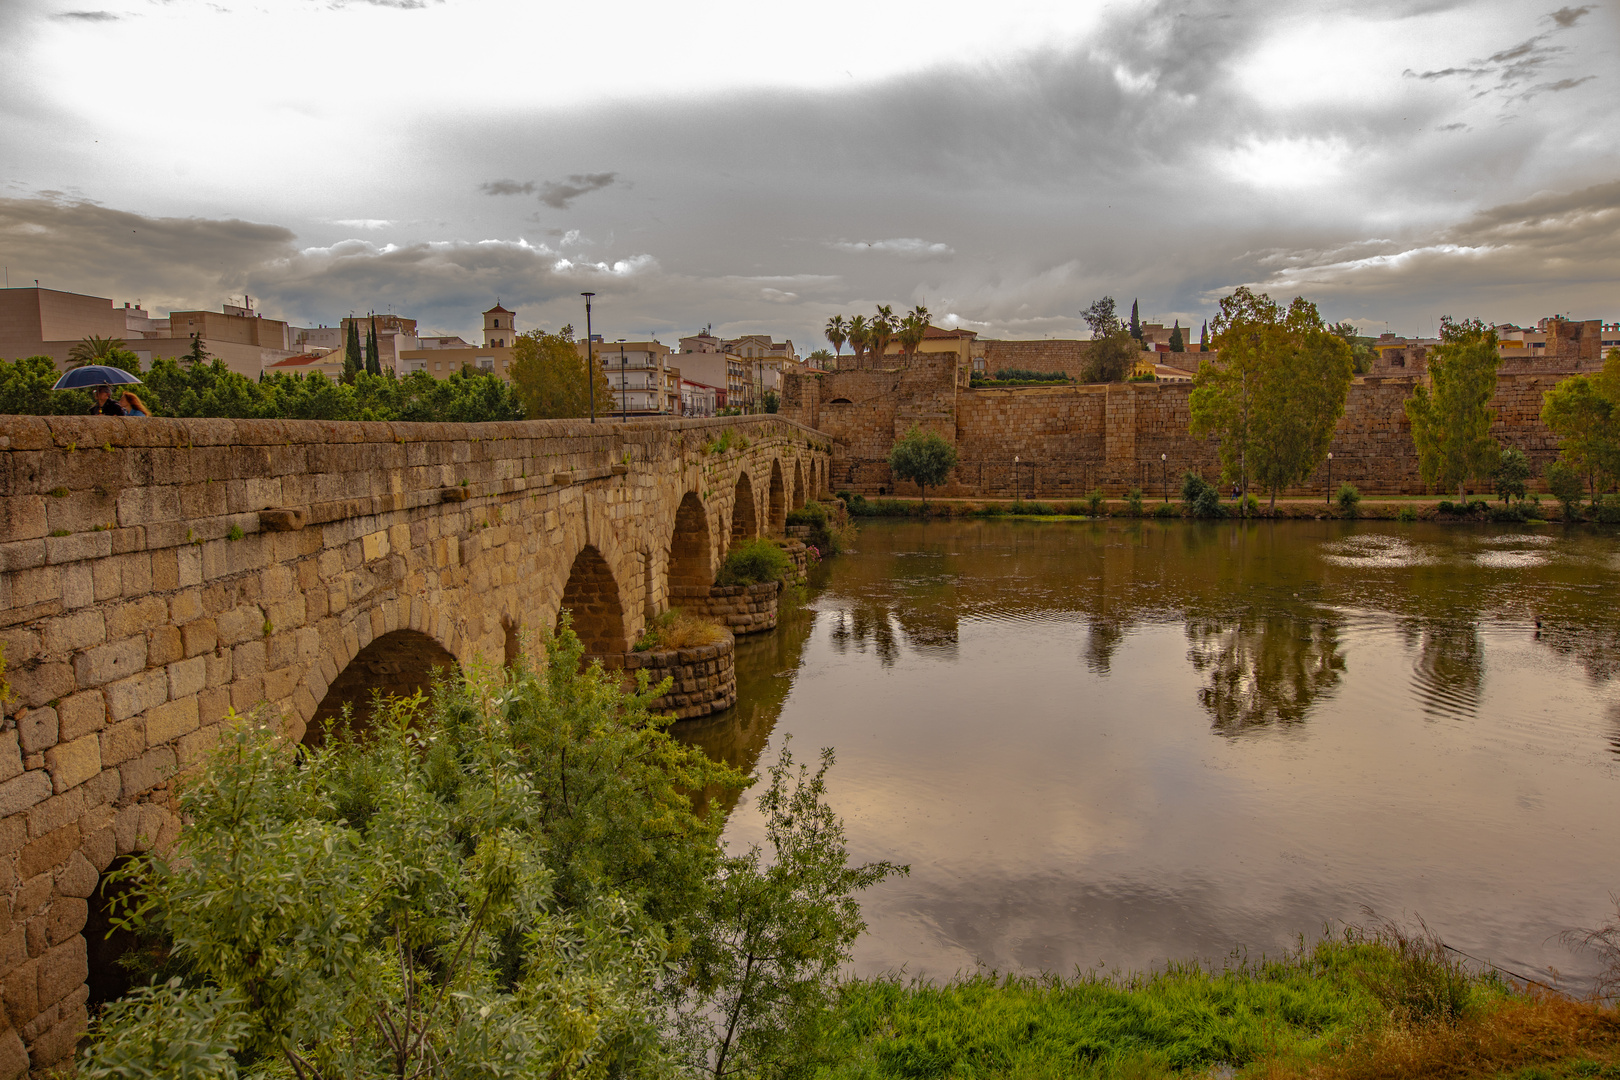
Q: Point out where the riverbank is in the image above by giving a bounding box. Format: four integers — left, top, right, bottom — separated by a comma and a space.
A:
817, 927, 1620, 1079
839, 492, 1573, 523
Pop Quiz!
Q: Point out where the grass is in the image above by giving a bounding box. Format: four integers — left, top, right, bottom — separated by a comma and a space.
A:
814, 925, 1620, 1080
632, 608, 728, 652
716, 538, 792, 586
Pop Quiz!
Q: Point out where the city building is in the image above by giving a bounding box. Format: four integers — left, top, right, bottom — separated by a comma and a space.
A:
396, 305, 520, 380
585, 340, 682, 416
263, 351, 347, 380
677, 333, 752, 410
681, 378, 721, 416
0, 287, 300, 378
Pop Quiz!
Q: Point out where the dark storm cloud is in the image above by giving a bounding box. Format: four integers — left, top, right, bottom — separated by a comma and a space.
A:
1549, 5, 1593, 27
538, 173, 617, 210
480, 179, 536, 196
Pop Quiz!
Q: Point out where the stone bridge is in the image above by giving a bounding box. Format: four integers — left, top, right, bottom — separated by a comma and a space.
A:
0, 413, 830, 1075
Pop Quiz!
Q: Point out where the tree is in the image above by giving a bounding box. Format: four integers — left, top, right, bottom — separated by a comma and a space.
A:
1168, 321, 1184, 352
824, 315, 848, 360
868, 305, 896, 362
1190, 287, 1355, 508
181, 333, 210, 369
0, 356, 93, 414
1494, 447, 1530, 505
67, 335, 127, 369
342, 321, 362, 385
1404, 316, 1502, 499
1199, 320, 1208, 352
364, 318, 382, 377
846, 315, 869, 365
1542, 351, 1620, 503
806, 348, 834, 368
1081, 296, 1135, 383
1544, 459, 1587, 520
1129, 299, 1142, 342
896, 309, 929, 365
1330, 320, 1374, 375
887, 424, 958, 508
508, 326, 612, 419
762, 389, 780, 413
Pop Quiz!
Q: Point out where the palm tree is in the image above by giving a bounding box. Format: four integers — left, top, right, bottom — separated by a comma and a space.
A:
869, 305, 896, 362
67, 335, 126, 369
897, 314, 928, 365
824, 315, 848, 360
847, 315, 870, 365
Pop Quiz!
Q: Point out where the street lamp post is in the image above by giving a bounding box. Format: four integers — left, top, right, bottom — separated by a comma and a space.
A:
581, 292, 596, 423
1161, 453, 1168, 502
1326, 452, 1333, 505
1014, 455, 1020, 502
619, 340, 627, 422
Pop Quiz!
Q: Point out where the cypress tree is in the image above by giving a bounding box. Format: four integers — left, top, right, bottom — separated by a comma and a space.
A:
1129, 299, 1142, 342
1169, 321, 1184, 352
343, 321, 362, 385
1200, 321, 1209, 352
365, 318, 382, 376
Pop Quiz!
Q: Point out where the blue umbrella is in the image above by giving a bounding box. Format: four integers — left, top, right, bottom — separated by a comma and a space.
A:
52, 365, 143, 390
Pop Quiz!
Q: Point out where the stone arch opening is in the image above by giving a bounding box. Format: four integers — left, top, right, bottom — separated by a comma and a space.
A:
306, 629, 459, 747
669, 491, 713, 589
86, 854, 141, 1009
828, 397, 853, 404
557, 544, 627, 654
792, 459, 806, 509
730, 472, 758, 548
768, 459, 786, 534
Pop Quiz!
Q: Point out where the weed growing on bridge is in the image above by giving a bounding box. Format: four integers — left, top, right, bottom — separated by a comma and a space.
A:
717, 539, 793, 586
635, 609, 728, 652
79, 627, 901, 1080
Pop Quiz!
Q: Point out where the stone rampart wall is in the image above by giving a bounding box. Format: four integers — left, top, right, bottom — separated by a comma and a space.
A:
669, 581, 781, 635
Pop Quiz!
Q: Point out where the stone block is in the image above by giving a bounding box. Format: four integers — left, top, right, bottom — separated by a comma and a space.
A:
177, 722, 224, 767
44, 899, 86, 948
48, 695, 100, 750
30, 1001, 89, 1070
44, 735, 100, 794
55, 851, 96, 899
16, 708, 58, 757
104, 669, 168, 722
104, 595, 168, 642
16, 824, 78, 881
82, 825, 115, 873
0, 774, 51, 819
43, 530, 112, 566
36, 935, 86, 1010
0, 1027, 23, 1080
144, 697, 199, 745
38, 610, 104, 656
99, 718, 145, 768
0, 733, 18, 785
181, 618, 219, 658
149, 548, 179, 591
5, 661, 73, 711
120, 746, 175, 796
72, 637, 146, 689
166, 655, 207, 700
2, 958, 38, 1029
147, 624, 184, 668
0, 814, 27, 857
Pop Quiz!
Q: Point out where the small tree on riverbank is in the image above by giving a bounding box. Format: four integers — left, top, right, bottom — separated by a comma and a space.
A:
888, 425, 959, 509
1405, 317, 1502, 499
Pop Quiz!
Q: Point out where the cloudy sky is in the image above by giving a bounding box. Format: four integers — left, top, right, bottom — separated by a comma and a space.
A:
2, 0, 1617, 346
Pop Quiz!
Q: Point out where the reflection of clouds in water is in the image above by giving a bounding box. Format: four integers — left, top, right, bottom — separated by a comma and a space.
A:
1478, 534, 1555, 547
1473, 550, 1550, 569
1406, 620, 1484, 720
1321, 534, 1435, 568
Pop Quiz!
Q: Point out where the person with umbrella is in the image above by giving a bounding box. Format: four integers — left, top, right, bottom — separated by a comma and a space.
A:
51, 364, 142, 416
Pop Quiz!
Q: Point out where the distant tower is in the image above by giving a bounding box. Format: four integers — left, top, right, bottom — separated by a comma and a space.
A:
483, 302, 514, 348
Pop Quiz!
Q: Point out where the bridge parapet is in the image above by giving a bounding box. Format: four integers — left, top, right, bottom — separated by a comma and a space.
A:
0, 412, 829, 1073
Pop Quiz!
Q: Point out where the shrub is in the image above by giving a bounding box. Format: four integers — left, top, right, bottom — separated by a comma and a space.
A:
1153, 502, 1178, 518
787, 499, 854, 554
1008, 500, 1055, 516
1180, 471, 1224, 519
1126, 487, 1144, 516
1398, 505, 1418, 522
1486, 505, 1527, 524
1086, 490, 1106, 516
978, 503, 1005, 516
1596, 495, 1620, 524
1336, 483, 1362, 517
717, 538, 792, 586
1544, 460, 1586, 521
633, 608, 728, 652
1494, 447, 1530, 504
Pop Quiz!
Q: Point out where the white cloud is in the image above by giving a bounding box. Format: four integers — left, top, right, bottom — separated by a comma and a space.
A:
331, 219, 394, 230
830, 238, 956, 260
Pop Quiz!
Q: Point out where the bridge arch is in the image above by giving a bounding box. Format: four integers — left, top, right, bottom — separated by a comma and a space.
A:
768, 459, 787, 534
730, 470, 758, 548
668, 490, 714, 590
557, 544, 628, 653
304, 628, 459, 748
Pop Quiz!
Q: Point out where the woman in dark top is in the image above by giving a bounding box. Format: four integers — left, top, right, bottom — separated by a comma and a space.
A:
91, 386, 126, 416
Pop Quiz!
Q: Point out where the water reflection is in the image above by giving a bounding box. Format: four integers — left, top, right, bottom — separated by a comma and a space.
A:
1186, 611, 1345, 733
676, 519, 1620, 990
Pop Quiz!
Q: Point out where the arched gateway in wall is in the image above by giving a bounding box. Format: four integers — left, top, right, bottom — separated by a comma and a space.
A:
0, 413, 828, 1073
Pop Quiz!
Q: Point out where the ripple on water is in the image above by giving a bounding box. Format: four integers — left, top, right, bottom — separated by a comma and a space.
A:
1321, 534, 1435, 569
1473, 549, 1550, 569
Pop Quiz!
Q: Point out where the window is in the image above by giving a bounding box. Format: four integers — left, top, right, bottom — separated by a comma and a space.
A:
434, 362, 442, 371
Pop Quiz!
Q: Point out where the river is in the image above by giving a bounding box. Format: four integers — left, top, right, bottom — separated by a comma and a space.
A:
674, 517, 1620, 989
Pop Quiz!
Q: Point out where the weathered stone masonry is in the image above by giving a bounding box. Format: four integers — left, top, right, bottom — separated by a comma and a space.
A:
0, 413, 828, 1075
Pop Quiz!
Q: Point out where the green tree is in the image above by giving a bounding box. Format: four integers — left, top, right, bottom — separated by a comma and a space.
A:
1330, 320, 1375, 375
896, 306, 931, 365
1199, 320, 1208, 352
762, 389, 780, 414
342, 321, 362, 385
806, 348, 834, 368
181, 333, 210, 369
1544, 459, 1587, 520
846, 315, 869, 364
1168, 321, 1184, 352
1493, 447, 1531, 505
887, 424, 959, 508
1542, 367, 1620, 504
1081, 296, 1134, 383
67, 334, 127, 369
1129, 298, 1142, 342
824, 315, 848, 360
364, 318, 382, 377
0, 355, 93, 414
509, 326, 611, 419
868, 305, 896, 362
1404, 317, 1502, 499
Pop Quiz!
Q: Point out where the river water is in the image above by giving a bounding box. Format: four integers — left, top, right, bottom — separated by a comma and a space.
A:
674, 518, 1620, 989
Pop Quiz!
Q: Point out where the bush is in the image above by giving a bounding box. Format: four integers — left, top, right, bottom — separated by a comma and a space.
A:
1152, 502, 1178, 518
717, 538, 792, 586
1008, 500, 1055, 516
1086, 490, 1106, 516
1596, 495, 1620, 524
977, 503, 1005, 516
1126, 487, 1144, 516
1494, 447, 1530, 504
1397, 505, 1418, 522
1336, 483, 1361, 517
1544, 460, 1586, 521
633, 608, 728, 651
1180, 472, 1224, 519
787, 499, 854, 554
1486, 505, 1527, 523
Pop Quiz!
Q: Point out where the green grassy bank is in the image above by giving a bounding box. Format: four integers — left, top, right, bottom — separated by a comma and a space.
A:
816, 929, 1620, 1080
838, 492, 1573, 524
